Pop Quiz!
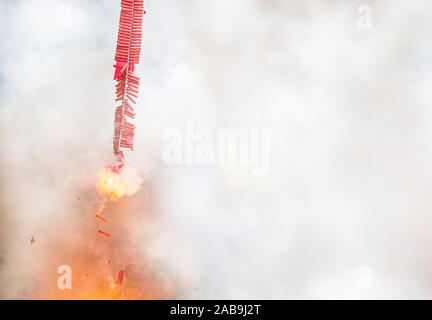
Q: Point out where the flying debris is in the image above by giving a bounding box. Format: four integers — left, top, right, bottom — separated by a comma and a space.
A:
98, 230, 112, 238
96, 214, 108, 223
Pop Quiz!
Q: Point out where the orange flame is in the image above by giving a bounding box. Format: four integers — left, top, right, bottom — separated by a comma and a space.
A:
96, 166, 142, 200
96, 168, 127, 200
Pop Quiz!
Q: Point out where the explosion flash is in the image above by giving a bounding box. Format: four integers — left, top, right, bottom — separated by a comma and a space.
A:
96, 166, 143, 200
97, 168, 126, 200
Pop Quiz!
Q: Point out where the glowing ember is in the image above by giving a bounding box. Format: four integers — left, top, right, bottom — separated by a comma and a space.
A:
117, 270, 125, 285
96, 169, 126, 200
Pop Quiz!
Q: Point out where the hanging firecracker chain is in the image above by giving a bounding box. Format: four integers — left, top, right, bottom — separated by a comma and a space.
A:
112, 0, 145, 170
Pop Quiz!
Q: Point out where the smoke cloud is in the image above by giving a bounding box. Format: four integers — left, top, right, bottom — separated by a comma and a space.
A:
1, 0, 432, 299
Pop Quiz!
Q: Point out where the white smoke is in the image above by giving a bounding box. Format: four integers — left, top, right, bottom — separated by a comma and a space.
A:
1, 0, 432, 299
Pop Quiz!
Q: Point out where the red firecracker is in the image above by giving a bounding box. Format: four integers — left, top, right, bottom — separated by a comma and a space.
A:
112, 0, 144, 162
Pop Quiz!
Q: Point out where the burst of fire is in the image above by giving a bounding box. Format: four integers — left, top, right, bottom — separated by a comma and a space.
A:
96, 166, 143, 200
96, 168, 127, 200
